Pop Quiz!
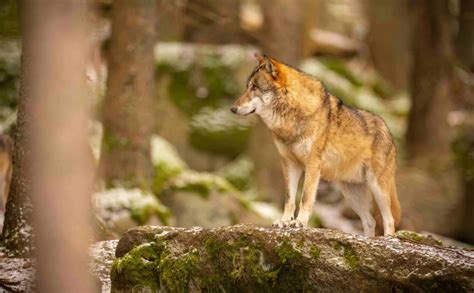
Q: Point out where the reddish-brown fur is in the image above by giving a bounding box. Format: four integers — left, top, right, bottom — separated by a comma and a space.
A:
232, 54, 401, 236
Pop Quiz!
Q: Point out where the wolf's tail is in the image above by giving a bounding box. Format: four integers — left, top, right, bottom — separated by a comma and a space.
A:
374, 182, 401, 235
390, 184, 401, 228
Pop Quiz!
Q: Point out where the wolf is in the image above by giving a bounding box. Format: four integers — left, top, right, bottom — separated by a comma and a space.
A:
231, 54, 401, 236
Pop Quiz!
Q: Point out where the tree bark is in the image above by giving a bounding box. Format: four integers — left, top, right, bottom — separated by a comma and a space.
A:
100, 0, 157, 189
259, 0, 305, 65
0, 6, 35, 257
23, 1, 96, 291
406, 0, 454, 161
182, 0, 249, 44
111, 225, 474, 292
366, 0, 413, 90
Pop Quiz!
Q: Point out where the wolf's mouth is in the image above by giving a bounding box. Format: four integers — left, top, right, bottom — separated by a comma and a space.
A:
245, 109, 256, 116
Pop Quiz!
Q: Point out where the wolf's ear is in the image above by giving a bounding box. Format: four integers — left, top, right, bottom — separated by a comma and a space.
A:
254, 53, 265, 65
263, 55, 278, 78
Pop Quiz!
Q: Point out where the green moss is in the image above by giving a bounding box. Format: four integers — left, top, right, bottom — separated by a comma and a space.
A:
246, 247, 280, 286
309, 245, 320, 259
169, 170, 236, 198
276, 240, 303, 264
160, 249, 200, 292
218, 155, 254, 191
102, 131, 131, 154
111, 242, 163, 290
204, 236, 232, 261
203, 234, 282, 292
309, 214, 322, 228
112, 240, 200, 292
153, 163, 182, 194
130, 201, 170, 226
157, 60, 239, 117
395, 230, 443, 246
332, 241, 359, 269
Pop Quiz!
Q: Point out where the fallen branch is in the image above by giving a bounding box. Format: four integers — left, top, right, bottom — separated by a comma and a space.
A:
111, 225, 474, 292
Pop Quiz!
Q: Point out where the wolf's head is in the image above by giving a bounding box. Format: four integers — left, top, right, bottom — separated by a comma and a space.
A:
231, 54, 286, 116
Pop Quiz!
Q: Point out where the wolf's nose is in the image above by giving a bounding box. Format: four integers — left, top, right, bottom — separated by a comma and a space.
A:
230, 107, 238, 114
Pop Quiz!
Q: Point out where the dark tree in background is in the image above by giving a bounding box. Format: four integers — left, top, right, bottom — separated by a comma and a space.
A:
457, 0, 474, 72
1, 52, 34, 257
183, 0, 249, 44
366, 0, 413, 91
1, 2, 35, 255
406, 0, 454, 161
100, 0, 157, 189
260, 0, 305, 65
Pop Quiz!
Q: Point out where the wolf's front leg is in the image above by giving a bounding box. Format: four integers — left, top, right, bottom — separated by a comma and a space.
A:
273, 159, 302, 228
292, 160, 321, 228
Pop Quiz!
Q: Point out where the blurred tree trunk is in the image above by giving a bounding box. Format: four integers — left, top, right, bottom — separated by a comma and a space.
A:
23, 1, 96, 291
406, 0, 454, 161
183, 0, 249, 44
259, 0, 305, 65
366, 0, 413, 90
457, 0, 474, 72
100, 0, 157, 189
0, 51, 34, 257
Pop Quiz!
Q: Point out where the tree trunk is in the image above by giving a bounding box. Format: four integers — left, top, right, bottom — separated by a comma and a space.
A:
0, 12, 35, 257
457, 0, 474, 72
22, 1, 96, 291
182, 0, 249, 44
366, 0, 413, 90
259, 0, 305, 65
111, 225, 474, 292
405, 0, 454, 161
100, 0, 157, 189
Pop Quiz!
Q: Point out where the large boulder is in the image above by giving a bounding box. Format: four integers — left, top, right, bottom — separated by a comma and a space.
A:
110, 225, 474, 292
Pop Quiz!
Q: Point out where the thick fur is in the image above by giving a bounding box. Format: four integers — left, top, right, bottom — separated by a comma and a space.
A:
231, 54, 401, 236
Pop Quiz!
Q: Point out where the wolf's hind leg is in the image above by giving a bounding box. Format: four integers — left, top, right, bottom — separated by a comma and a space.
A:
340, 182, 376, 237
273, 159, 302, 228
367, 171, 395, 235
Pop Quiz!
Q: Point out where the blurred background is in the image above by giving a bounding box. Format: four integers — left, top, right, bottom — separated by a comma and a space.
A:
0, 0, 473, 251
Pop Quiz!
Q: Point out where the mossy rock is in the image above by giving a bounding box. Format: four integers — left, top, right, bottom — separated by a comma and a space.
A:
93, 188, 170, 235
150, 135, 187, 193
111, 225, 474, 292
155, 43, 252, 117
155, 43, 258, 156
395, 230, 443, 246
189, 107, 256, 157
217, 155, 254, 191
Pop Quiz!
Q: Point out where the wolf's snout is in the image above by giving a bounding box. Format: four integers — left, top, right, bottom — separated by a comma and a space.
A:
230, 107, 238, 114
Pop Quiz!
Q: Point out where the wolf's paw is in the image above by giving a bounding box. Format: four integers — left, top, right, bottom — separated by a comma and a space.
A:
289, 219, 306, 228
272, 219, 291, 228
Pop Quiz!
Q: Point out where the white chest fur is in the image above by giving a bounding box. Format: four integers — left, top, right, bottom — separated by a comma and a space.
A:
274, 136, 315, 167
